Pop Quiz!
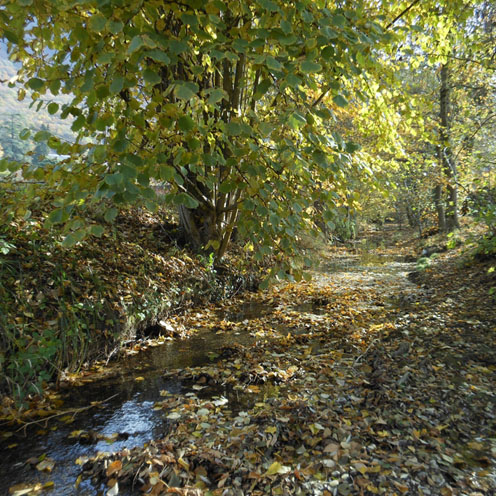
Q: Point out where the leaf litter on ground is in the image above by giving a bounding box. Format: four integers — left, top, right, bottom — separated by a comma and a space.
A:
77, 230, 496, 495
6, 227, 495, 495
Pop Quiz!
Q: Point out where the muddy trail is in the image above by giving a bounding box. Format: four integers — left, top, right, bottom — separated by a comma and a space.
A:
2, 228, 496, 495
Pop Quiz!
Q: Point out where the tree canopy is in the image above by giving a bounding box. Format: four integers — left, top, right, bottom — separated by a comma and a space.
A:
0, 0, 493, 274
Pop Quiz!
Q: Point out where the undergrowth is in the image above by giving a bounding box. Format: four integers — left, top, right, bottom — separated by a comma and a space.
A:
0, 208, 262, 404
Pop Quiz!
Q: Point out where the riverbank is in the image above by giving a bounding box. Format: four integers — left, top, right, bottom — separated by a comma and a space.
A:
0, 207, 264, 405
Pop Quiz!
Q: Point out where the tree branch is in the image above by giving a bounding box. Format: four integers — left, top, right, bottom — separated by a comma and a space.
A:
312, 84, 332, 107
386, 0, 422, 30
453, 112, 496, 163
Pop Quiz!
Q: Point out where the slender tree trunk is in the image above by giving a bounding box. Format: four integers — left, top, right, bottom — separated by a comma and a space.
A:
439, 63, 460, 231
433, 183, 446, 232
405, 204, 415, 227
174, 15, 249, 259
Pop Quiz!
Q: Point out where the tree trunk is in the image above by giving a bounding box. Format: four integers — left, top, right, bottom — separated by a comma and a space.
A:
445, 182, 459, 231
178, 196, 240, 262
439, 63, 460, 231
433, 183, 446, 232
178, 204, 218, 252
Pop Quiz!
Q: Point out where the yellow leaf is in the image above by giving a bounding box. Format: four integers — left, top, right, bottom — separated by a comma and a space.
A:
69, 430, 85, 438
106, 460, 122, 477
75, 475, 82, 489
178, 457, 190, 471
59, 415, 75, 423
265, 461, 291, 476
36, 458, 55, 472
467, 441, 484, 450
354, 462, 367, 474
265, 461, 283, 476
309, 424, 321, 435
366, 484, 379, 494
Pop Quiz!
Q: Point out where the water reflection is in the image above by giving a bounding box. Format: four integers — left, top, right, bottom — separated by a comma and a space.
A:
0, 327, 257, 494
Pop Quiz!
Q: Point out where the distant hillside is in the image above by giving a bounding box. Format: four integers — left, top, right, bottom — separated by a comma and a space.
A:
0, 44, 74, 143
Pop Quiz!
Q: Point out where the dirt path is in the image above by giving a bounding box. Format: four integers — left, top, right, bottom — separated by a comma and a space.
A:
6, 229, 496, 495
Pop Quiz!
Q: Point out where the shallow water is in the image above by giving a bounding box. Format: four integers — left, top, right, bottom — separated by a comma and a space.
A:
0, 311, 271, 494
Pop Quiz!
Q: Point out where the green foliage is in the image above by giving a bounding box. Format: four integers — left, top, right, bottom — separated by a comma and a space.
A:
472, 231, 496, 259
0, 0, 396, 267
463, 181, 496, 259
446, 231, 463, 250
334, 212, 357, 242
416, 253, 438, 272
0, 231, 117, 401
0, 236, 15, 255
0, 0, 489, 266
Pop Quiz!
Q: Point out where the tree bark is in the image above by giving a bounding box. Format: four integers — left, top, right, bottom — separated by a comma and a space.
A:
439, 63, 460, 231
170, 15, 248, 260
433, 183, 446, 232
178, 204, 218, 251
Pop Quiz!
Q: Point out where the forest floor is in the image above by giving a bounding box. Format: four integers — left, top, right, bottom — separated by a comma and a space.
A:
78, 226, 496, 496
4, 225, 496, 496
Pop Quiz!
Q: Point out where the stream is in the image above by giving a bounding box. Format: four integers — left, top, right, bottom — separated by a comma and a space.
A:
0, 247, 417, 495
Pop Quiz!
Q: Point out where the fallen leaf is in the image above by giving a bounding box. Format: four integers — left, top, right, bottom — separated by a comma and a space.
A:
36, 457, 55, 472
265, 461, 291, 476
106, 460, 122, 477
